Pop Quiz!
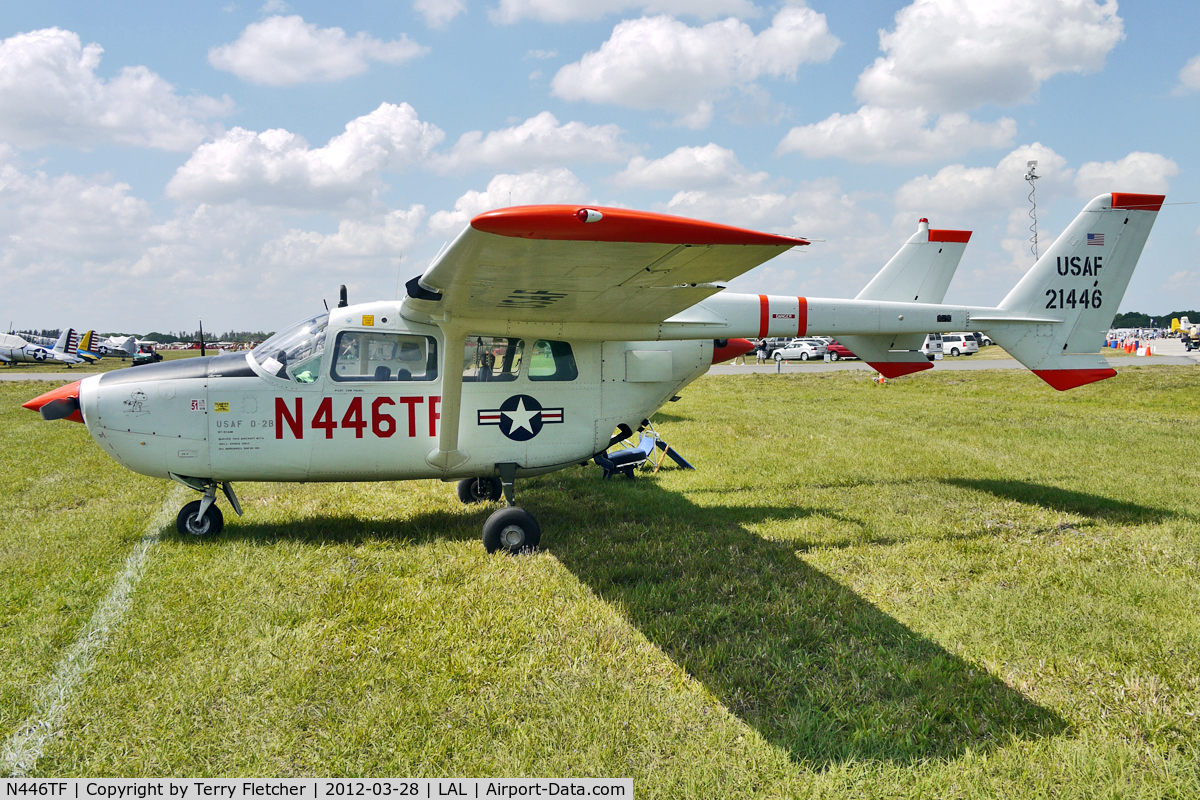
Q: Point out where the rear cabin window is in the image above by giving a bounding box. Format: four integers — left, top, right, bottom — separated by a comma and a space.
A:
528, 340, 578, 381
331, 331, 438, 382
463, 336, 523, 382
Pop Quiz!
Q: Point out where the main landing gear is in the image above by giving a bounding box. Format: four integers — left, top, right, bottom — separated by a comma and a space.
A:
456, 463, 541, 554
175, 480, 243, 537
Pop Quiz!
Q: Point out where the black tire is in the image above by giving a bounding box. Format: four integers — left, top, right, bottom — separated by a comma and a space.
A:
951, 348, 960, 356
457, 476, 502, 504
800, 352, 810, 361
176, 500, 224, 537
829, 352, 838, 361
773, 352, 783, 362
482, 506, 541, 554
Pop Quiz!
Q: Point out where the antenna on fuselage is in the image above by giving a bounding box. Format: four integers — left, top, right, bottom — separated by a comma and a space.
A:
199, 318, 206, 357
338, 285, 348, 308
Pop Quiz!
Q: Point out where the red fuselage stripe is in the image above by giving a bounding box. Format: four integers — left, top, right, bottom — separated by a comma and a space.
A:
758, 295, 769, 338
797, 297, 808, 336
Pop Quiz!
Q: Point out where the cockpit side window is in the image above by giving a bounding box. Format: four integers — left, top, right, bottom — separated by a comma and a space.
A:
528, 340, 578, 381
331, 331, 438, 382
251, 312, 329, 383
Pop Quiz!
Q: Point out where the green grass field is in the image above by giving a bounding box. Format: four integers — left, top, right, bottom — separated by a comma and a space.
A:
2, 366, 1199, 794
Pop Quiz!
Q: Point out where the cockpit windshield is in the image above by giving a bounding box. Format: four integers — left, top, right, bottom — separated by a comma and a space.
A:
252, 312, 329, 383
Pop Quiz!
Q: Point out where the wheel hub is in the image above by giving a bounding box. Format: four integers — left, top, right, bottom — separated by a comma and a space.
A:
185, 514, 210, 535
500, 525, 525, 548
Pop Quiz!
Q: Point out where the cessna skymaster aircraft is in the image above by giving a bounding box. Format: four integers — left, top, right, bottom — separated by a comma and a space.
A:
24, 192, 1163, 553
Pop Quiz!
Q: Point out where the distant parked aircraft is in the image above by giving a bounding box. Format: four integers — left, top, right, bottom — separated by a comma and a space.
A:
0, 328, 83, 366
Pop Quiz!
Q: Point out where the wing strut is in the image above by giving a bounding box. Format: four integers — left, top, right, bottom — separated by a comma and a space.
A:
426, 320, 470, 471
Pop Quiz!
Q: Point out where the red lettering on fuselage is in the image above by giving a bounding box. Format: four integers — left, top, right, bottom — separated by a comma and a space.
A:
276, 397, 303, 439
274, 395, 442, 440
399, 396, 423, 437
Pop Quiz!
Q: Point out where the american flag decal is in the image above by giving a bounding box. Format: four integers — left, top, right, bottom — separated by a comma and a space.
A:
1087, 233, 1104, 246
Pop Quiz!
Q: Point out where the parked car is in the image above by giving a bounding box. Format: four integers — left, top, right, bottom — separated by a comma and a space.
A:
960, 331, 993, 347
825, 340, 857, 360
773, 338, 827, 362
760, 337, 792, 359
921, 334, 943, 360
941, 333, 979, 356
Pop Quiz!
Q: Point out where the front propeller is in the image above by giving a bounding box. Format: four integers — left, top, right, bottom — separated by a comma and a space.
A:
23, 380, 83, 423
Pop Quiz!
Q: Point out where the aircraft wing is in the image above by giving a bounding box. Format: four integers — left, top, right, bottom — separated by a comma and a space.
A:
402, 205, 807, 325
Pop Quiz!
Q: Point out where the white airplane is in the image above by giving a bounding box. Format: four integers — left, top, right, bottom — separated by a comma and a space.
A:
97, 334, 140, 360
24, 192, 1163, 552
1, 328, 83, 366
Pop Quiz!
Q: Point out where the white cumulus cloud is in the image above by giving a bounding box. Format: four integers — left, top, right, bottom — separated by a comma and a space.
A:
1175, 54, 1200, 94
208, 15, 426, 85
0, 145, 152, 274
492, 0, 761, 24
612, 143, 768, 190
1074, 152, 1178, 199
428, 169, 589, 236
777, 106, 1016, 164
414, 0, 466, 28
166, 103, 445, 207
856, 0, 1124, 112
893, 143, 1073, 217
0, 28, 230, 151
433, 112, 633, 172
551, 7, 839, 128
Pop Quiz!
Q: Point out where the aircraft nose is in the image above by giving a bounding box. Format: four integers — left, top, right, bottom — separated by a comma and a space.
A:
23, 380, 83, 422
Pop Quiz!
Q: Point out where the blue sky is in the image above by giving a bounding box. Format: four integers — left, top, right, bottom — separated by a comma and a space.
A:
1, 0, 1197, 333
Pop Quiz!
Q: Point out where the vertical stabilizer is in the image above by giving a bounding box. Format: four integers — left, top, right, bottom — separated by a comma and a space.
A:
986, 193, 1163, 389
842, 218, 972, 376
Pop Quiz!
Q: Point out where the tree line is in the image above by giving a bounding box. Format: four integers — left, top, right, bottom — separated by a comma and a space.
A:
1110, 311, 1200, 328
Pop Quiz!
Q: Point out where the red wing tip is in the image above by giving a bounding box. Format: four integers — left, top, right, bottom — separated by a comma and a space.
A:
1110, 193, 1165, 211
470, 205, 808, 247
1032, 368, 1117, 391
868, 361, 933, 379
928, 229, 972, 243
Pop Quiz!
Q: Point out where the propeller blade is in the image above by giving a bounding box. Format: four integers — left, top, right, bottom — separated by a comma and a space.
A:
40, 396, 80, 421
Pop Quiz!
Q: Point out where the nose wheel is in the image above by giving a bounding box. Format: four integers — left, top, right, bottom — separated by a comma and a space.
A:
174, 480, 242, 537
177, 500, 224, 537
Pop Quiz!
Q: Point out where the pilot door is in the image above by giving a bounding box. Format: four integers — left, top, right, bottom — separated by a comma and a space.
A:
304, 327, 444, 480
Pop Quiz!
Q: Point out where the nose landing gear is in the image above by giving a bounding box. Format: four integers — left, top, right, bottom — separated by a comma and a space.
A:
173, 479, 243, 537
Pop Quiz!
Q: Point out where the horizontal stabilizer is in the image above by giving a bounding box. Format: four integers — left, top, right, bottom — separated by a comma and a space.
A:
836, 334, 932, 378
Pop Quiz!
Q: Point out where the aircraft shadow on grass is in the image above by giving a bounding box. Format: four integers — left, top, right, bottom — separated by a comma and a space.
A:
944, 478, 1184, 525
211, 468, 1067, 768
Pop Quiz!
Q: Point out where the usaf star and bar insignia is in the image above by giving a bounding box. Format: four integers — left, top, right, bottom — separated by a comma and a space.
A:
478, 394, 563, 441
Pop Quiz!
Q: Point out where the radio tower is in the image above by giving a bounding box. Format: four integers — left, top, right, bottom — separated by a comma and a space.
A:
1024, 160, 1040, 262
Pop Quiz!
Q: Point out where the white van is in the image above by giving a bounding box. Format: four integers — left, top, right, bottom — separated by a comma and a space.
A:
921, 334, 943, 360
941, 333, 979, 356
